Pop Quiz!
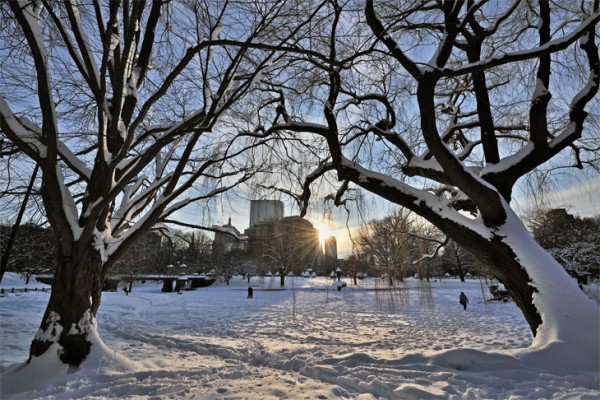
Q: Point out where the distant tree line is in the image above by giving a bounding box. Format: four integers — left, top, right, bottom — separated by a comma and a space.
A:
0, 224, 214, 282
348, 207, 491, 284
528, 209, 600, 285
0, 223, 54, 283
350, 206, 600, 287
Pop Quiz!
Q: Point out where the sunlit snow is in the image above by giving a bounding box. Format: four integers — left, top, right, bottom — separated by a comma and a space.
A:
1, 273, 598, 399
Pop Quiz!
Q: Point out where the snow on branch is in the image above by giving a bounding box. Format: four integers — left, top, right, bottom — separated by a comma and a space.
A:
0, 97, 47, 159
412, 236, 448, 265
338, 157, 494, 239
42, 0, 101, 94
439, 10, 600, 78
55, 164, 83, 240
162, 220, 245, 241
109, 175, 148, 226
110, 173, 173, 234
56, 140, 92, 180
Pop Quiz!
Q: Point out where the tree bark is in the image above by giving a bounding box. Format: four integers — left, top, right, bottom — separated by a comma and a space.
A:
456, 252, 465, 282
458, 233, 542, 334
29, 242, 104, 366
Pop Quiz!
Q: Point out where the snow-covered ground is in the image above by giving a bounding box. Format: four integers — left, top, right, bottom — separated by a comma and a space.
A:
0, 272, 598, 399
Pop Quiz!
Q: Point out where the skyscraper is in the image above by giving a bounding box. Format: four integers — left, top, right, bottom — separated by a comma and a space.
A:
323, 236, 338, 272
324, 236, 337, 260
249, 200, 284, 228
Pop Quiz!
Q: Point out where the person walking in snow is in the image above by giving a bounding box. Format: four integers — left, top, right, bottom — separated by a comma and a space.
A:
247, 286, 253, 299
459, 291, 468, 310
123, 286, 129, 296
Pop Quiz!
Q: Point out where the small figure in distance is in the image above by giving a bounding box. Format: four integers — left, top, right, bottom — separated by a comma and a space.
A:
247, 286, 253, 299
123, 286, 129, 296
459, 291, 469, 310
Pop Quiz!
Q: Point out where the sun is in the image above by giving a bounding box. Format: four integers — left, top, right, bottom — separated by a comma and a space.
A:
315, 223, 333, 249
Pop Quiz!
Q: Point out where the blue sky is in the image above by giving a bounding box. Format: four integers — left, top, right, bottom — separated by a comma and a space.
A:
512, 175, 600, 218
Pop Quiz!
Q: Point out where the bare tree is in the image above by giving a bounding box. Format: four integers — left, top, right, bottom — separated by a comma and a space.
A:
253, 0, 600, 359
111, 230, 163, 290
0, 1, 312, 366
237, 254, 258, 283
411, 221, 445, 282
440, 240, 475, 282
343, 250, 369, 285
264, 225, 295, 287
182, 231, 213, 271
358, 208, 414, 285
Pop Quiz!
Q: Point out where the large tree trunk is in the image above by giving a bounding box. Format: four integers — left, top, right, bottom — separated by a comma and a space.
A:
459, 232, 543, 334
29, 242, 104, 366
498, 213, 598, 354
451, 209, 598, 359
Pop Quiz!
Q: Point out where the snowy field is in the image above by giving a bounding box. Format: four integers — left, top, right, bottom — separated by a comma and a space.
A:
0, 272, 598, 399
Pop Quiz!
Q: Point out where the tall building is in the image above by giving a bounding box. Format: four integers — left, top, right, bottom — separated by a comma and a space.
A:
323, 236, 338, 273
212, 200, 328, 276
324, 236, 337, 259
245, 216, 321, 275
249, 200, 284, 228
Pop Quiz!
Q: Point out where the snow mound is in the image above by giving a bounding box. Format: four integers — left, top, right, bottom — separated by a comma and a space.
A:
426, 348, 525, 371
513, 340, 600, 372
1, 330, 144, 398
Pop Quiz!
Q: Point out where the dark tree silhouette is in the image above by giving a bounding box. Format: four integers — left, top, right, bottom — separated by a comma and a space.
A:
0, 1, 311, 366
252, 0, 599, 360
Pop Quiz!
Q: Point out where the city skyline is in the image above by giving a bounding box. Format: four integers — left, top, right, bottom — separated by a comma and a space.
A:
202, 174, 600, 259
